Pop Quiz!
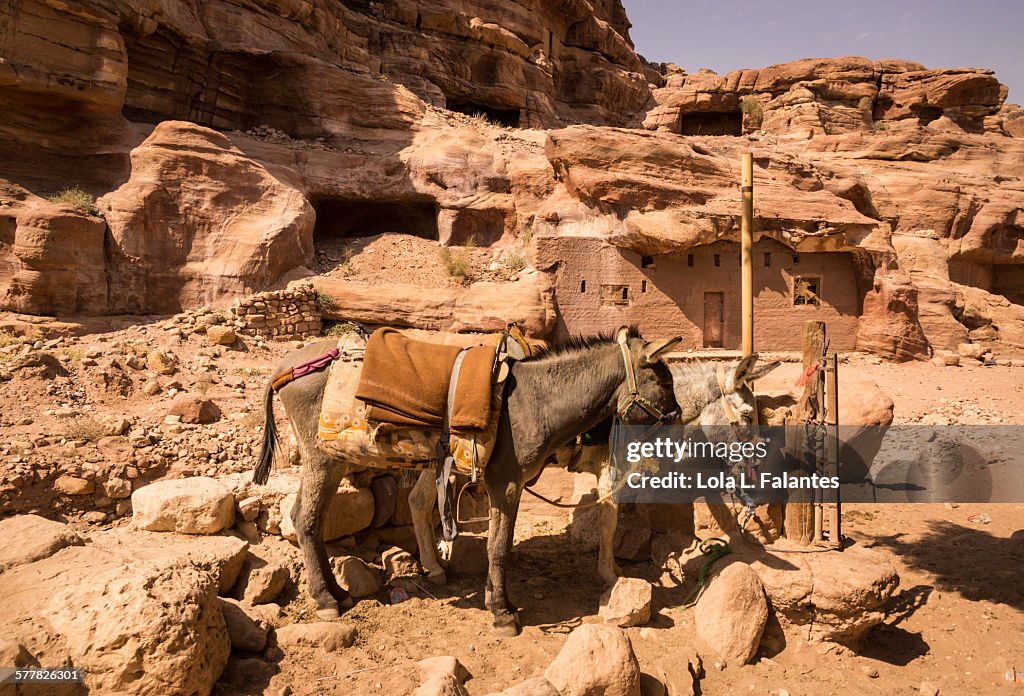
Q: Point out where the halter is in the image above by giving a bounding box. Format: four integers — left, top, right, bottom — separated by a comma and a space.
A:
615, 335, 676, 423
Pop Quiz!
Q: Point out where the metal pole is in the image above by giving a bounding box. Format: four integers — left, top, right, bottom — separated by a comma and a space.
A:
831, 351, 842, 549
741, 153, 754, 357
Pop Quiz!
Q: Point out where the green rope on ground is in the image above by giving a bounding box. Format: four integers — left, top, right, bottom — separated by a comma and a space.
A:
681, 537, 732, 607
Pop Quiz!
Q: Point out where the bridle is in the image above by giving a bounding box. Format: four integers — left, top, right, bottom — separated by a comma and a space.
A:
615, 335, 679, 425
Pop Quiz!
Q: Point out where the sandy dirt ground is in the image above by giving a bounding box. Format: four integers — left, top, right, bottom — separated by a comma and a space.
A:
2, 324, 1023, 695
236, 357, 1024, 696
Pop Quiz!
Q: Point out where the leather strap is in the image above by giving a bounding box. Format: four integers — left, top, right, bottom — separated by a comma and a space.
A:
615, 336, 672, 422
435, 348, 469, 542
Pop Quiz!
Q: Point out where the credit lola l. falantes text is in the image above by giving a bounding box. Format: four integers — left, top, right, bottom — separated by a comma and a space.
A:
625, 471, 840, 490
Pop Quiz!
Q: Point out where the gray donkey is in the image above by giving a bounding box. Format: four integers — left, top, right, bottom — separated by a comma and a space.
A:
255, 326, 681, 635
550, 353, 781, 585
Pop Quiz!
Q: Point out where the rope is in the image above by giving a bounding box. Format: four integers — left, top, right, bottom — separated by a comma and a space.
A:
681, 537, 732, 606
523, 484, 616, 509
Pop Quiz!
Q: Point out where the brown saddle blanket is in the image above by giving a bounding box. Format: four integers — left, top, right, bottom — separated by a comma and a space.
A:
354, 327, 496, 430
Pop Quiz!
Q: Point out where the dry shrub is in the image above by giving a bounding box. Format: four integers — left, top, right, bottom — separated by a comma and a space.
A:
48, 186, 99, 215
64, 417, 107, 442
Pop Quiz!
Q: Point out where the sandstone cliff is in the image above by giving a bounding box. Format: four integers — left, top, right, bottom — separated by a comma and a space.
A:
0, 1, 1021, 358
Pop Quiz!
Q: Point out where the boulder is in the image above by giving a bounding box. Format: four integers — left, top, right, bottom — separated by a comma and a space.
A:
382, 546, 421, 579
0, 530, 256, 695
448, 532, 489, 576
275, 622, 356, 652
0, 514, 83, 571
236, 561, 289, 605
332, 556, 382, 598
167, 394, 222, 424
417, 656, 471, 683
415, 675, 470, 696
415, 655, 471, 696
484, 678, 561, 696
132, 477, 235, 534
599, 577, 653, 628
44, 558, 230, 695
53, 475, 94, 495
957, 342, 986, 359
92, 529, 248, 593
694, 562, 768, 666
313, 273, 555, 337
220, 599, 268, 652
146, 349, 178, 376
100, 122, 315, 313
279, 480, 374, 541
207, 325, 236, 346
748, 545, 899, 643
545, 624, 641, 696
3, 207, 108, 315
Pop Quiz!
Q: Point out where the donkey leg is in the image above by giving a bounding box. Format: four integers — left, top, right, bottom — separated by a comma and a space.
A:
409, 469, 447, 584
485, 473, 523, 636
292, 451, 351, 619
596, 461, 622, 586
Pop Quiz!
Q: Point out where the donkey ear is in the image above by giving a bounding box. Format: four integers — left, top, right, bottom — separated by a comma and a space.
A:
641, 337, 681, 365
732, 353, 761, 386
746, 359, 781, 383
615, 326, 631, 345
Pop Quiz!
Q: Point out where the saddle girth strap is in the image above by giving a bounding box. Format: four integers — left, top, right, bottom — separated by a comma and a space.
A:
435, 348, 469, 542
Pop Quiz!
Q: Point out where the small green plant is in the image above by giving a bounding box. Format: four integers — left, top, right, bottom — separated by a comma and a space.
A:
315, 291, 336, 311
48, 186, 99, 215
740, 96, 764, 129
440, 247, 472, 280
874, 120, 890, 132
0, 330, 20, 349
324, 322, 360, 337
504, 250, 527, 273
64, 347, 85, 363
520, 222, 534, 246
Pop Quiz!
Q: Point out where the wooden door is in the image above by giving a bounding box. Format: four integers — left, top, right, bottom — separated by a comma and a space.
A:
703, 292, 724, 348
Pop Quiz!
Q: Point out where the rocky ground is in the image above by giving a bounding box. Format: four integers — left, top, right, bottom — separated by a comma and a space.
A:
1, 317, 1023, 695
314, 233, 527, 288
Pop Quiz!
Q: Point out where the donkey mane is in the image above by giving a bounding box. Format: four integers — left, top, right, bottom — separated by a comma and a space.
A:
524, 326, 641, 362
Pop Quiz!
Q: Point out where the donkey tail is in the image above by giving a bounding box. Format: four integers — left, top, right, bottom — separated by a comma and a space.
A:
253, 380, 278, 485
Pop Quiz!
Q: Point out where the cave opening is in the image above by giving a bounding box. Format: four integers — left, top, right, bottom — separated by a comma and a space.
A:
446, 99, 521, 128
911, 104, 944, 126
311, 197, 439, 241
678, 111, 743, 136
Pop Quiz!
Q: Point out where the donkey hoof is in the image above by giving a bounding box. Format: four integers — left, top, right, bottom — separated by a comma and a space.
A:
493, 613, 522, 637
493, 621, 521, 637
427, 571, 448, 586
315, 605, 341, 620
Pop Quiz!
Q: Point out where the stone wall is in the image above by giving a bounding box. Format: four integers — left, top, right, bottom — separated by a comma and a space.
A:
538, 236, 863, 351
230, 286, 322, 341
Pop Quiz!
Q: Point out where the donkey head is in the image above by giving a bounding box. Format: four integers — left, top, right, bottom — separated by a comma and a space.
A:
613, 327, 681, 426
669, 353, 781, 432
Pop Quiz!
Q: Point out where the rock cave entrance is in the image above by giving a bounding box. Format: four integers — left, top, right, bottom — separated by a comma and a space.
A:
678, 111, 743, 136
311, 198, 439, 241
446, 99, 521, 128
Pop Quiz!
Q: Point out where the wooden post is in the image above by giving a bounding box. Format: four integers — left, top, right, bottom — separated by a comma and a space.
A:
740, 153, 754, 356
783, 320, 826, 546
